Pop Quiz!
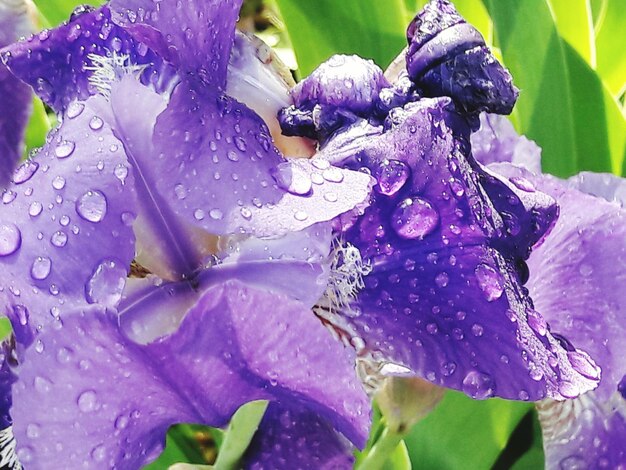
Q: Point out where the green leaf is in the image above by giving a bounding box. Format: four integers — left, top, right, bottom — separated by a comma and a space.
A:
24, 97, 51, 155
383, 441, 413, 470
274, 0, 408, 77
511, 410, 545, 470
405, 391, 532, 470
483, 0, 625, 176
213, 400, 268, 470
32, 0, 105, 27
547, 0, 595, 66
0, 318, 12, 341
143, 424, 211, 469
594, 0, 626, 97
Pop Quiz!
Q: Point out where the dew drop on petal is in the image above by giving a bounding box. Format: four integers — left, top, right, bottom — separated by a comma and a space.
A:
557, 381, 580, 399
66, 102, 85, 119
77, 390, 98, 412
474, 263, 504, 301
526, 308, 547, 336
114, 164, 129, 184
30, 257, 52, 280
374, 159, 410, 196
509, 176, 535, 192
271, 162, 312, 196
89, 116, 104, 130
55, 140, 76, 159
85, 259, 127, 307
0, 223, 21, 256
52, 176, 66, 190
209, 208, 224, 220
462, 370, 494, 399
322, 167, 344, 183
76, 190, 107, 223
50, 230, 68, 247
391, 196, 439, 239
567, 350, 600, 380
29, 202, 43, 217
91, 444, 106, 462
13, 160, 39, 184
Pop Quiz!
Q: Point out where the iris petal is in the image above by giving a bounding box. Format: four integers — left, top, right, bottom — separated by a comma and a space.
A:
242, 403, 355, 470
10, 281, 370, 467
0, 94, 137, 333
324, 98, 598, 401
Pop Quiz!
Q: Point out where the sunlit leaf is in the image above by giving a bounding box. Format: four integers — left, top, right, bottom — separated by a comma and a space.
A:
405, 391, 532, 470
24, 97, 51, 155
275, 0, 408, 77
143, 425, 211, 470
483, 0, 625, 176
594, 0, 626, 97
383, 440, 413, 470
547, 0, 595, 66
32, 0, 105, 27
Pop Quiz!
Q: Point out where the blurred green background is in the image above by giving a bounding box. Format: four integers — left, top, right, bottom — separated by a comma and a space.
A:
12, 0, 626, 468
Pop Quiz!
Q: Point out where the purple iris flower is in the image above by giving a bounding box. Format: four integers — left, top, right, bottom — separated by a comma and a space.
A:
472, 113, 626, 468
0, 0, 376, 467
0, 0, 32, 185
280, 0, 600, 402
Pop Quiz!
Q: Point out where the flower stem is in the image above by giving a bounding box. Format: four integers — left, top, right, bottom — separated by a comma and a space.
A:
356, 424, 405, 470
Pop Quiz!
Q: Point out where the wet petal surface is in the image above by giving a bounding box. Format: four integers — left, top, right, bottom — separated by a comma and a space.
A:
11, 281, 370, 467
242, 402, 354, 470
325, 98, 597, 401
1, 6, 176, 113
0, 94, 137, 333
109, 0, 241, 88
152, 80, 373, 238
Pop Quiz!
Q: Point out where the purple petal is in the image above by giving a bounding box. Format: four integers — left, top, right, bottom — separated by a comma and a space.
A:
326, 98, 598, 401
242, 403, 355, 470
493, 164, 626, 400
406, 0, 518, 114
568, 171, 626, 207
0, 341, 16, 430
105, 74, 208, 281
538, 389, 626, 469
1, 6, 176, 113
0, 0, 32, 185
151, 79, 373, 237
0, 94, 137, 333
471, 113, 542, 173
109, 0, 242, 88
10, 281, 369, 466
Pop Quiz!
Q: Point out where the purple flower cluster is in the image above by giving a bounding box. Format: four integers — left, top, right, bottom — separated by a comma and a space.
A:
0, 0, 624, 468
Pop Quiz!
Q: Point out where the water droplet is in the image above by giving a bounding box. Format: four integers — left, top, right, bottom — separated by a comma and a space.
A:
391, 196, 439, 239
55, 140, 76, 159
76, 190, 107, 222
50, 230, 68, 247
509, 176, 535, 192
322, 167, 344, 183
114, 164, 128, 184
85, 259, 126, 306
227, 151, 239, 162
29, 201, 43, 217
2, 190, 16, 204
114, 414, 129, 430
578, 263, 593, 277
441, 361, 457, 376
56, 347, 72, 363
31, 257, 52, 280
91, 444, 106, 462
77, 390, 98, 412
174, 183, 187, 200
474, 263, 504, 301
52, 176, 66, 190
435, 272, 449, 288
13, 160, 39, 184
89, 116, 104, 130
294, 210, 308, 221
567, 350, 600, 380
271, 162, 312, 196
0, 223, 21, 256
462, 371, 494, 399
526, 308, 547, 336
209, 208, 224, 220
66, 102, 85, 119
34, 339, 44, 353
234, 136, 247, 151
374, 159, 410, 196
557, 381, 580, 399
194, 209, 205, 220
471, 323, 484, 337
34, 376, 52, 393
240, 207, 252, 220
